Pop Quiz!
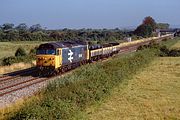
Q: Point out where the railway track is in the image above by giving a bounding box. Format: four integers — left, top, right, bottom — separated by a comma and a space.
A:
0, 68, 41, 96
0, 67, 36, 81
0, 76, 49, 97
0, 37, 166, 98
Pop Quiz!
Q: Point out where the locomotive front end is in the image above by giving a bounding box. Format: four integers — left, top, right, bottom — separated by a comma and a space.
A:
36, 41, 89, 75
36, 43, 62, 74
36, 50, 56, 68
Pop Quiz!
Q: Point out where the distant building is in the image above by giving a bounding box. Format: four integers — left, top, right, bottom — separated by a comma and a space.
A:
156, 28, 179, 37
157, 29, 176, 34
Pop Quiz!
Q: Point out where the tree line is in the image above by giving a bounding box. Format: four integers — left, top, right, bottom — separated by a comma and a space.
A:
0, 16, 170, 42
0, 23, 131, 42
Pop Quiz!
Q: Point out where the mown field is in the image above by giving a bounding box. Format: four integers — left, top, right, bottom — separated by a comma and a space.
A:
87, 57, 180, 120
0, 41, 43, 59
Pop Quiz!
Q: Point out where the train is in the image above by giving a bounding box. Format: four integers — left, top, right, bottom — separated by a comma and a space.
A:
36, 34, 174, 75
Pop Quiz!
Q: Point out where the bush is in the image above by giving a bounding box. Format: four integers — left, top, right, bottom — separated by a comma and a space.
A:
15, 47, 27, 57
159, 46, 169, 57
29, 47, 38, 56
159, 46, 180, 57
137, 41, 180, 57
137, 42, 160, 51
2, 47, 36, 66
2, 56, 16, 66
168, 49, 180, 57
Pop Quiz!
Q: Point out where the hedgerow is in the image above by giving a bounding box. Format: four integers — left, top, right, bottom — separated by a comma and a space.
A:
159, 46, 180, 57
137, 39, 180, 57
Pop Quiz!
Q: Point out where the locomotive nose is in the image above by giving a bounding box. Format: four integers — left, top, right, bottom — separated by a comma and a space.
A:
36, 56, 55, 67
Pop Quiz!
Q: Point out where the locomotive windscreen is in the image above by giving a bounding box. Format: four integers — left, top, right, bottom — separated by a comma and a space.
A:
37, 49, 56, 55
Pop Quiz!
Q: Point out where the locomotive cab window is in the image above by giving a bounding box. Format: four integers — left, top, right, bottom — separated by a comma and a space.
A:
37, 49, 56, 55
37, 50, 46, 55
47, 50, 55, 55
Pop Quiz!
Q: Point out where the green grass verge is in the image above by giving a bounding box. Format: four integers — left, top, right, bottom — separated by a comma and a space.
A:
3, 38, 179, 120
161, 37, 180, 47
87, 57, 180, 120
170, 37, 180, 49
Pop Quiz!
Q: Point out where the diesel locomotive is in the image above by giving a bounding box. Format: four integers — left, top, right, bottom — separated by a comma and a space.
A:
36, 34, 174, 75
36, 41, 89, 74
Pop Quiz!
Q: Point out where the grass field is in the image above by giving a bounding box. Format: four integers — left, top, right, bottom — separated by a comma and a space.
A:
87, 57, 180, 120
171, 39, 180, 49
0, 41, 43, 74
0, 41, 44, 59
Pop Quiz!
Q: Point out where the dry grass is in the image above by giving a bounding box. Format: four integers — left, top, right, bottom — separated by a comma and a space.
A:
0, 61, 35, 74
0, 41, 43, 74
87, 57, 180, 120
0, 41, 43, 59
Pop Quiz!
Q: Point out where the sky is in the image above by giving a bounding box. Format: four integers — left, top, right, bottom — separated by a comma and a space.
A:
0, 0, 180, 29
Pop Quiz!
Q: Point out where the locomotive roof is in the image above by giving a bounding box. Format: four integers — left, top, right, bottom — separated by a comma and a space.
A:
38, 41, 87, 49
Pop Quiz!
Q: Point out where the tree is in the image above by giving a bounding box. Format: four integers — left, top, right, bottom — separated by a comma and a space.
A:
19, 31, 32, 40
16, 23, 28, 31
5, 30, 19, 40
32, 31, 47, 41
1, 23, 14, 30
156, 23, 170, 29
49, 31, 61, 40
0, 30, 5, 40
134, 24, 153, 37
134, 16, 156, 37
29, 24, 42, 32
143, 16, 156, 31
